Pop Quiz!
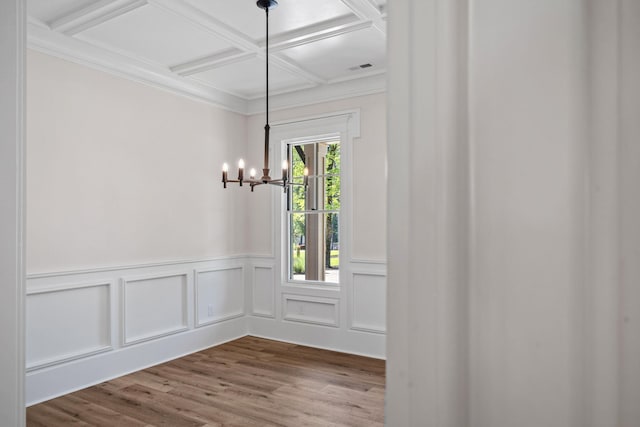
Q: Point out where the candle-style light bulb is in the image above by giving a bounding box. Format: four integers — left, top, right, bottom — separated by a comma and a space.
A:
238, 158, 244, 185
282, 160, 288, 183
222, 163, 229, 188
249, 168, 256, 179
303, 167, 309, 187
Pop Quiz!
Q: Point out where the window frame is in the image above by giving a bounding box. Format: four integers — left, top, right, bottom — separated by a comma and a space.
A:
285, 137, 342, 285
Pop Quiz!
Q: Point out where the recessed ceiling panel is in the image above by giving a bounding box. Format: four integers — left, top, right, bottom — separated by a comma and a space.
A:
28, 0, 98, 24
184, 0, 355, 40
190, 57, 312, 99
76, 4, 234, 67
280, 28, 386, 81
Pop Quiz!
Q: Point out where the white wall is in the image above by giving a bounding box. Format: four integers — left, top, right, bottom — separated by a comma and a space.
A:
27, 50, 249, 274
0, 1, 26, 425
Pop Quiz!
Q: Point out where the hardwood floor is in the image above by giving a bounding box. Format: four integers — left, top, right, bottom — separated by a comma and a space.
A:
27, 336, 385, 426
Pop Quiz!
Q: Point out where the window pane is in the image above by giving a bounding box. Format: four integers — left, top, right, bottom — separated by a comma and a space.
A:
320, 143, 340, 211
288, 140, 340, 284
289, 212, 339, 284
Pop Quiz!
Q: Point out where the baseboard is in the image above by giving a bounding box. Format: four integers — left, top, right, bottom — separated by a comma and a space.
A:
248, 316, 386, 360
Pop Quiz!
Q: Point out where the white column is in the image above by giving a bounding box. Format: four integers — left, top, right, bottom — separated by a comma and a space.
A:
0, 0, 26, 425
386, 0, 469, 425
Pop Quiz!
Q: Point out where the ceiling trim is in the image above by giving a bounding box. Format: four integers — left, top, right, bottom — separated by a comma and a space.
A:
52, 0, 148, 36
27, 22, 248, 114
27, 0, 387, 115
147, 0, 325, 84
247, 73, 386, 115
265, 14, 359, 48
340, 0, 386, 35
269, 20, 373, 53
172, 50, 253, 76
28, 21, 386, 115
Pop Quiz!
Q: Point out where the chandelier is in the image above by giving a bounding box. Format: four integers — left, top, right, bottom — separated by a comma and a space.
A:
221, 0, 308, 193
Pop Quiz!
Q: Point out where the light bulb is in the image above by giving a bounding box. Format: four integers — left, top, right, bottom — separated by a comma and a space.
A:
250, 168, 256, 179
238, 159, 245, 169
282, 160, 288, 169
222, 163, 229, 172
303, 167, 309, 176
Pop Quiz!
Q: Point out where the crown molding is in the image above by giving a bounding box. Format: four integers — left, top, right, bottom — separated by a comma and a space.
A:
247, 72, 386, 115
27, 22, 248, 114
27, 21, 386, 115
51, 0, 147, 36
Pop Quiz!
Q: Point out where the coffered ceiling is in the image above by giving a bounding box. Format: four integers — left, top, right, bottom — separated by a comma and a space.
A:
27, 0, 387, 114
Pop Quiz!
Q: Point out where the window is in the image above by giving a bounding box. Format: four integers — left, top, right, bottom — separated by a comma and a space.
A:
287, 139, 340, 284
274, 110, 358, 288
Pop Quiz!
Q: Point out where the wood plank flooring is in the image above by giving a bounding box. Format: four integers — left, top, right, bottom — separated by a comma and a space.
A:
27, 336, 385, 426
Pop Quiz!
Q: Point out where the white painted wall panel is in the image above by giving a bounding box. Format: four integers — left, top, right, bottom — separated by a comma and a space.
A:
351, 273, 385, 333
283, 294, 339, 327
25, 258, 249, 405
195, 267, 244, 326
469, 2, 586, 426
122, 273, 188, 344
26, 284, 111, 369
252, 265, 275, 317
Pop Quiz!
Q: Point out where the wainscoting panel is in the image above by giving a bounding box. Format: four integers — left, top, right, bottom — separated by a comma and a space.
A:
122, 272, 188, 345
25, 256, 386, 405
351, 271, 386, 333
247, 257, 386, 358
195, 266, 244, 326
26, 258, 249, 406
252, 264, 275, 318
26, 282, 112, 370
282, 294, 340, 327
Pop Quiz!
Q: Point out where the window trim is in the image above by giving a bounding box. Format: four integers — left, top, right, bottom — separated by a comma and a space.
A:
270, 110, 360, 289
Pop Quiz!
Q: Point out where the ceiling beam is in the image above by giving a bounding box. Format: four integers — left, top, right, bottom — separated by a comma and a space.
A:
149, 0, 326, 84
339, 0, 386, 35
268, 20, 373, 53
172, 50, 255, 76
51, 0, 147, 36
264, 14, 357, 47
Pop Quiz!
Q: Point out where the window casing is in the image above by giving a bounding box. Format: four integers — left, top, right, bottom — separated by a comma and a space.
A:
272, 110, 358, 289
